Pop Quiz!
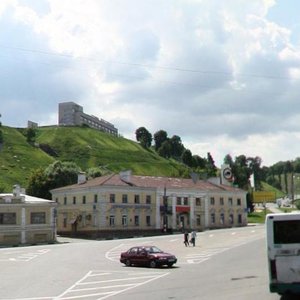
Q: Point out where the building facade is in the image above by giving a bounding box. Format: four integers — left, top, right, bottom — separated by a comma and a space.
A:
0, 185, 57, 246
51, 171, 248, 238
58, 102, 118, 136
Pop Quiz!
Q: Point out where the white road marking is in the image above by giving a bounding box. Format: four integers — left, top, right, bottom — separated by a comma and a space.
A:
0, 248, 50, 262
54, 270, 169, 300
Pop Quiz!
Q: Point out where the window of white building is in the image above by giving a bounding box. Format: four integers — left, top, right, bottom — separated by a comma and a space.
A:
31, 212, 46, 224
109, 215, 115, 226
122, 215, 127, 226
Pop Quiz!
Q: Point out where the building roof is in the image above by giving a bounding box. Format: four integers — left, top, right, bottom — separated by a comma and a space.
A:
0, 193, 56, 204
51, 173, 245, 194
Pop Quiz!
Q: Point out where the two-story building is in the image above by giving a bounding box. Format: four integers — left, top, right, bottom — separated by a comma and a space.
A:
51, 170, 248, 238
0, 185, 57, 246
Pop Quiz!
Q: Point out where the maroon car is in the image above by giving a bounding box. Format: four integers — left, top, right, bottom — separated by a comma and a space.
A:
120, 246, 177, 268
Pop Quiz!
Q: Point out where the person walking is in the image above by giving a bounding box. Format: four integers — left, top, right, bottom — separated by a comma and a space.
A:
190, 230, 197, 247
184, 231, 189, 247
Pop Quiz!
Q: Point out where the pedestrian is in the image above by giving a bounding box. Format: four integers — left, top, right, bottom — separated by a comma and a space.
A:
184, 231, 189, 247
190, 230, 197, 247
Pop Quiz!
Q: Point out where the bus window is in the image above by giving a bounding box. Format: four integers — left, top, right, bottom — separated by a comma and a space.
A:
266, 213, 300, 296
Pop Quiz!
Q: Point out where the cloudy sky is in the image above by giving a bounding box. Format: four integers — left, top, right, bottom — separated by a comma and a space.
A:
1, 0, 300, 168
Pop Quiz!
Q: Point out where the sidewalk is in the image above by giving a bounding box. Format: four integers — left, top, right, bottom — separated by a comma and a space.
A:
266, 204, 282, 214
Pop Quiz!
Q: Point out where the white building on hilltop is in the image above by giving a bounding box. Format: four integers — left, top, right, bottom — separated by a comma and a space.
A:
58, 102, 118, 136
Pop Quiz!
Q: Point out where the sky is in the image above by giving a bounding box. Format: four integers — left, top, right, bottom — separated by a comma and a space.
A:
1, 0, 300, 168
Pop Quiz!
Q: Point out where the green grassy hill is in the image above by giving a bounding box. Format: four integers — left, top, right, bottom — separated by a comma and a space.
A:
0, 126, 188, 192
0, 126, 54, 192
260, 181, 285, 198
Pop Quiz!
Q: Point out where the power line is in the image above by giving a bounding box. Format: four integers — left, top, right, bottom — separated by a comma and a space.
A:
0, 44, 296, 81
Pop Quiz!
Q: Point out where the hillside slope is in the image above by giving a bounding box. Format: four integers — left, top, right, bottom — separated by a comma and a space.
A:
0, 126, 54, 192
0, 126, 188, 192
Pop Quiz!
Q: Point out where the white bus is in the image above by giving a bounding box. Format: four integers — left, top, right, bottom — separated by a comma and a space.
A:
266, 212, 300, 295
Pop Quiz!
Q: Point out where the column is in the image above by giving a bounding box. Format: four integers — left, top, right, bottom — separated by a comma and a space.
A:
155, 194, 161, 229
172, 195, 176, 229
21, 207, 26, 244
190, 196, 195, 229
204, 195, 209, 229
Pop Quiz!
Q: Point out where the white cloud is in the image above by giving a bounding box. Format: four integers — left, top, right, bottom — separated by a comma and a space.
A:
1, 0, 300, 168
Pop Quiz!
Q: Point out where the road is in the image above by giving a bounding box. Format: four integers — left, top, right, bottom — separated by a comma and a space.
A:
0, 225, 288, 300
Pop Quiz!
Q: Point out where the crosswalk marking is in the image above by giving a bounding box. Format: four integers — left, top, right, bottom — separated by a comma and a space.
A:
55, 270, 169, 300
0, 248, 50, 262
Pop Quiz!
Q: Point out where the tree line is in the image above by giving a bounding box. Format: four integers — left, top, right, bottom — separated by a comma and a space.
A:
135, 127, 268, 193
135, 127, 217, 177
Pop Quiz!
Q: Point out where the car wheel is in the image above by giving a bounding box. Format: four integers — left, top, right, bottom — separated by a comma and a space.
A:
125, 259, 131, 267
149, 260, 156, 268
167, 263, 174, 268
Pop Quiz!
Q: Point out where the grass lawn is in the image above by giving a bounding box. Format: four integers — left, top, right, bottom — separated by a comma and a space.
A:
247, 209, 272, 223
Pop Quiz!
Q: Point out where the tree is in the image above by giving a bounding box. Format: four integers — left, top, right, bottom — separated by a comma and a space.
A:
223, 154, 234, 168
26, 127, 36, 144
247, 156, 263, 190
206, 152, 217, 177
86, 167, 102, 179
192, 155, 206, 169
27, 161, 81, 199
153, 130, 168, 151
181, 149, 193, 167
170, 135, 184, 158
135, 127, 152, 148
157, 140, 172, 158
231, 155, 251, 189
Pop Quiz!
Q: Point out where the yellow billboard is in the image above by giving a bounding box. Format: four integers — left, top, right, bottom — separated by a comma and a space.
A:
253, 191, 276, 203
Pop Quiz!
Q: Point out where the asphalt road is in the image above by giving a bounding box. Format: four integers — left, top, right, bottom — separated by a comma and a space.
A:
0, 225, 290, 300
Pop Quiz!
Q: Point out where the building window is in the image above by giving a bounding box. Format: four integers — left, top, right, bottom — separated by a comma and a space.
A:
122, 215, 127, 226
73, 196, 76, 205
196, 198, 201, 206
109, 215, 115, 226
63, 217, 67, 228
55, 197, 58, 203
220, 213, 225, 225
211, 213, 215, 224
31, 212, 46, 224
82, 195, 86, 204
220, 197, 224, 205
196, 214, 201, 226
134, 195, 140, 204
229, 214, 234, 224
237, 198, 241, 206
146, 215, 151, 226
64, 197, 67, 205
210, 197, 215, 205
134, 215, 139, 226
0, 213, 16, 225
122, 194, 128, 204
184, 197, 188, 205
238, 214, 242, 224
146, 195, 151, 204
94, 194, 98, 204
228, 198, 233, 206
176, 197, 181, 205
110, 194, 115, 203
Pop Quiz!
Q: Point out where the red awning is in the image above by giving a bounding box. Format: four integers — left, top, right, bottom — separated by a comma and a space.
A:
176, 206, 190, 213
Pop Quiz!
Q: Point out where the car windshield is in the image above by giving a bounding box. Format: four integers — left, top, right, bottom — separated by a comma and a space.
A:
145, 246, 162, 253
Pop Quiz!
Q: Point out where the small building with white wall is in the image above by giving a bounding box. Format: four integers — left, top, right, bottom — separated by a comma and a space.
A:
0, 185, 57, 246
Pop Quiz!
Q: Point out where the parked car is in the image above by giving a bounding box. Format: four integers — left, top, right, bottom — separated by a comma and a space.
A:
120, 245, 177, 268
